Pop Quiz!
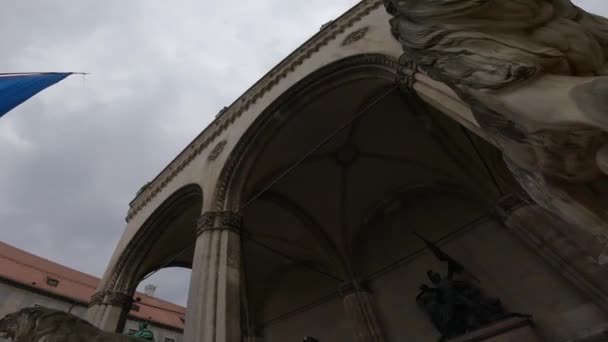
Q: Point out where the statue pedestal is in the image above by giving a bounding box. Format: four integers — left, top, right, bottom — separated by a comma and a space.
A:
447, 317, 542, 342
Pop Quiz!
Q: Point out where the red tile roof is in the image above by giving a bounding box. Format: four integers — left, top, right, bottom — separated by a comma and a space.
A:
0, 241, 185, 330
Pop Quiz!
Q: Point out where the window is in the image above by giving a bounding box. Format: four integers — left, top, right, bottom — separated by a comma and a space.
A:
164, 338, 175, 342
46, 277, 60, 287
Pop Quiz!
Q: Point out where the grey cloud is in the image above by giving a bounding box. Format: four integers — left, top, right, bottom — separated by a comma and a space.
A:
0, 0, 358, 306
1, 0, 606, 308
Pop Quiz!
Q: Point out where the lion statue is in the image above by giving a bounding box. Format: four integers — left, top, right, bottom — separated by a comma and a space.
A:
385, 0, 608, 90
384, 0, 608, 171
0, 306, 143, 342
385, 0, 608, 243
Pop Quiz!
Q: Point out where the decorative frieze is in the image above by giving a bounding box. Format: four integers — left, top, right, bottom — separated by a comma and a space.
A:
196, 211, 242, 236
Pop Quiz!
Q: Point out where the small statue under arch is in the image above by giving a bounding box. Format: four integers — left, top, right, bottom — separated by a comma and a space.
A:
414, 233, 529, 341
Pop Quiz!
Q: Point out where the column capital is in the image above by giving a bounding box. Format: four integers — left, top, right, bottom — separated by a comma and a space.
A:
89, 291, 106, 307
197, 211, 242, 236
338, 279, 370, 298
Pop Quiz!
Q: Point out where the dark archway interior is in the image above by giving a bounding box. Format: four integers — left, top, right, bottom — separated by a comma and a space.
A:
132, 194, 201, 285
230, 60, 521, 338
108, 185, 202, 332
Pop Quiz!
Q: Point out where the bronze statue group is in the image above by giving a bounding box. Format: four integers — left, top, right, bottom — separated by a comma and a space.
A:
414, 233, 529, 341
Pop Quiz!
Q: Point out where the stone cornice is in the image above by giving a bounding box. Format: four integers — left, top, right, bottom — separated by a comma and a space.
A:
126, 0, 383, 222
196, 211, 242, 236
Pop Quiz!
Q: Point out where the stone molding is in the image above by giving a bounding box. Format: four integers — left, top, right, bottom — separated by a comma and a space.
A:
196, 211, 242, 236
126, 0, 384, 222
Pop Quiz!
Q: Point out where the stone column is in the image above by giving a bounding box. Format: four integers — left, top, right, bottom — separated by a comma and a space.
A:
184, 211, 242, 342
87, 290, 132, 332
339, 281, 385, 342
86, 291, 106, 325
495, 194, 608, 312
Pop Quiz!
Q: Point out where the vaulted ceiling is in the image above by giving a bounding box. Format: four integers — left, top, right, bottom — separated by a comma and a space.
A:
235, 75, 517, 328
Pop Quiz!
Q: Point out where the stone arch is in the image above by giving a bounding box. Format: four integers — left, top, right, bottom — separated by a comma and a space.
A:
205, 53, 520, 339
92, 183, 203, 332
212, 54, 403, 213
107, 184, 202, 292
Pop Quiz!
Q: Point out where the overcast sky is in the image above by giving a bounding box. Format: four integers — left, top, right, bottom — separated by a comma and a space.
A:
0, 1, 606, 308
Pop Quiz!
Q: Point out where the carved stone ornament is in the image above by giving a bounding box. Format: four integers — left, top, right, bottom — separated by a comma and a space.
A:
88, 291, 105, 307
385, 0, 608, 244
196, 211, 242, 236
341, 26, 369, 46
208, 140, 227, 161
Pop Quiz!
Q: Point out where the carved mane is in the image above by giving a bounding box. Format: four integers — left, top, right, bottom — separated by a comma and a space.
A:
0, 306, 140, 342
385, 0, 608, 90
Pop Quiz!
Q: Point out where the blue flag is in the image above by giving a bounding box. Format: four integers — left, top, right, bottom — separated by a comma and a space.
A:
0, 72, 72, 119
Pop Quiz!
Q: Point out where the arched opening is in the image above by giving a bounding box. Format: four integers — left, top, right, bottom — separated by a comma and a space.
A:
102, 184, 202, 334
136, 267, 191, 307
217, 55, 579, 341
126, 267, 191, 341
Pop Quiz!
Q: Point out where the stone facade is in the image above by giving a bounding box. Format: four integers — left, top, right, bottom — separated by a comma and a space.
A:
88, 1, 608, 341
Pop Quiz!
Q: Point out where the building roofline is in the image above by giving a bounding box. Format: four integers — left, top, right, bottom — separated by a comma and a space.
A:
0, 241, 185, 330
